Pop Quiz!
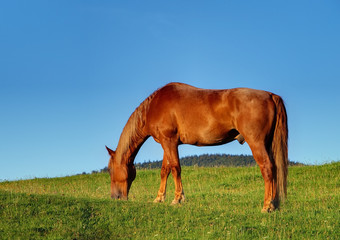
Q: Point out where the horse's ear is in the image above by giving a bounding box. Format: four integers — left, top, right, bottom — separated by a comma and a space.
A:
105, 146, 116, 157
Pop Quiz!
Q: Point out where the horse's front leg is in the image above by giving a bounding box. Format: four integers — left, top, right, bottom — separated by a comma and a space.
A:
156, 139, 185, 204
167, 143, 185, 204
170, 160, 185, 205
154, 159, 171, 203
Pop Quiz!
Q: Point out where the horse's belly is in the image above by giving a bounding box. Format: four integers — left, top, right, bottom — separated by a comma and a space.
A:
179, 128, 239, 146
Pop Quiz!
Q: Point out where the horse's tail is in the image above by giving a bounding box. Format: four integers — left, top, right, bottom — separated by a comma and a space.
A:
271, 94, 288, 203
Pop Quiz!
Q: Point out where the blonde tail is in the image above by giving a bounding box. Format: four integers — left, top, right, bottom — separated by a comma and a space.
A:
271, 94, 288, 202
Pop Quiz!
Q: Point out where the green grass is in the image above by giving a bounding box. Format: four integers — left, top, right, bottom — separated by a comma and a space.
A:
0, 162, 339, 239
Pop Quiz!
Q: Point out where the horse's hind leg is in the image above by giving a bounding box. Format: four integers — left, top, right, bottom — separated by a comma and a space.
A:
248, 142, 277, 212
154, 158, 171, 203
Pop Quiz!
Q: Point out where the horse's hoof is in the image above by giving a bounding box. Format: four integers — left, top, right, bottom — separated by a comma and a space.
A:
153, 196, 165, 203
171, 194, 185, 205
261, 206, 276, 213
261, 208, 270, 213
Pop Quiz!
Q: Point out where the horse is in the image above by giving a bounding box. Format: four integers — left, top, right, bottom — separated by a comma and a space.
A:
106, 82, 288, 212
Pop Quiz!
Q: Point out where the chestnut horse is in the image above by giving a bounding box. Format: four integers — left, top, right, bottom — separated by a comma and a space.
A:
106, 82, 288, 212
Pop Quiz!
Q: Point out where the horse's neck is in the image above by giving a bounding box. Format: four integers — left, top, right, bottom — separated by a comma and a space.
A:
116, 133, 149, 165
115, 92, 155, 165
115, 114, 149, 165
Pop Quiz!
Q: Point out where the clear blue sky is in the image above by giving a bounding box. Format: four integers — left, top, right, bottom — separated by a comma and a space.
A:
1, 1, 339, 181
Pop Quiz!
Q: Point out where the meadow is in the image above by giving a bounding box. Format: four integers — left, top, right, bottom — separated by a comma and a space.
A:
0, 162, 339, 239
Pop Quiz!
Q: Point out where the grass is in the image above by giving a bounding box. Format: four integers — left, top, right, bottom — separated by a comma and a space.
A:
0, 162, 339, 239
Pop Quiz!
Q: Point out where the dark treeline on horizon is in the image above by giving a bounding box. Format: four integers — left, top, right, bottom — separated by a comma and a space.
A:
136, 154, 256, 169
91, 154, 302, 175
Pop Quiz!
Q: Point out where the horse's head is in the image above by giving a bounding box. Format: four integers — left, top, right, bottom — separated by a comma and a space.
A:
106, 146, 136, 200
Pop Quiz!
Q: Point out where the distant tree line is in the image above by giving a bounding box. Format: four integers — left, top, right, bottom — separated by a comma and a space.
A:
90, 154, 302, 174
135, 154, 256, 169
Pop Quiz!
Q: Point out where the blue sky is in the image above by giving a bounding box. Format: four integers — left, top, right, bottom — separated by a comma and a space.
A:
1, 1, 339, 181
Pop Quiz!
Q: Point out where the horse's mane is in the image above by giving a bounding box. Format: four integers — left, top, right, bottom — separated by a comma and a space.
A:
115, 89, 158, 163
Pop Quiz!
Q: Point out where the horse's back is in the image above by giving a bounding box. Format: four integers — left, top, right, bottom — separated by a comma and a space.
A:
145, 83, 276, 146
147, 83, 276, 126
147, 82, 228, 121
149, 83, 274, 114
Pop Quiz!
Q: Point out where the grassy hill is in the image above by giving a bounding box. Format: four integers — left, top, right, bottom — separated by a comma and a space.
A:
0, 162, 339, 239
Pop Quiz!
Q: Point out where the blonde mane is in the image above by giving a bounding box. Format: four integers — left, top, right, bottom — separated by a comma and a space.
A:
115, 90, 157, 163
